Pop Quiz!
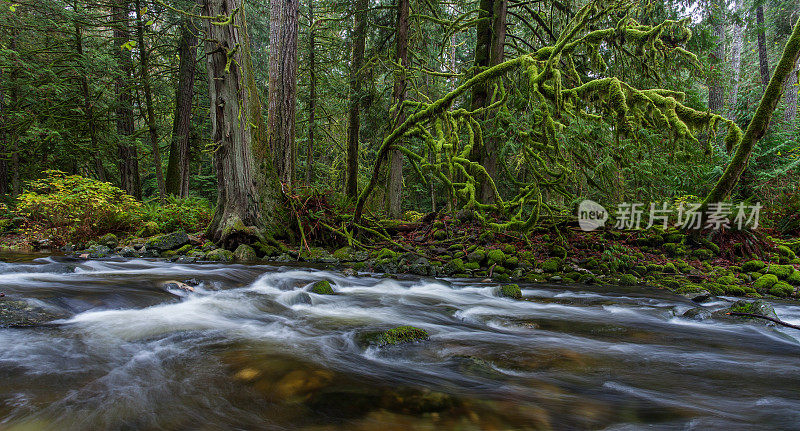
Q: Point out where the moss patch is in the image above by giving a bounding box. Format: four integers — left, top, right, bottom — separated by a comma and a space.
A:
499, 284, 522, 299
310, 280, 334, 295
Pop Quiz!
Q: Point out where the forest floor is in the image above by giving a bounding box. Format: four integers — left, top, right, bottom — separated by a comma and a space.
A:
4, 211, 800, 304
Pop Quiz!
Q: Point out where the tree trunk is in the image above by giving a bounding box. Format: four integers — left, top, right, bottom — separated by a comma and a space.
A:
203, 0, 270, 246
305, 0, 317, 185
112, 2, 142, 199
727, 0, 744, 116
9, 29, 18, 196
135, 0, 165, 199
757, 5, 771, 87
708, 0, 725, 113
75, 18, 106, 182
784, 7, 799, 125
705, 16, 800, 204
267, 0, 299, 189
345, 0, 368, 199
387, 0, 409, 218
165, 11, 198, 197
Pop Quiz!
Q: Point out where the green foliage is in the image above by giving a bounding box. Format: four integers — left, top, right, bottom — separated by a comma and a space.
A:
136, 195, 212, 234
16, 170, 140, 241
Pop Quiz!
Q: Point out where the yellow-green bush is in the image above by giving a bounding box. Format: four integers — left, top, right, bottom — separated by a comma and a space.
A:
16, 170, 141, 240
136, 196, 212, 234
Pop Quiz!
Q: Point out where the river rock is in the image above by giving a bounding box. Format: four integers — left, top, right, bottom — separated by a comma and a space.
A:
682, 307, 712, 321
0, 299, 63, 327
144, 231, 190, 252
233, 244, 258, 262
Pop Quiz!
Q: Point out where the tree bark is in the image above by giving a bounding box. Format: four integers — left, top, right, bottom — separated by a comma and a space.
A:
75, 18, 106, 182
784, 7, 799, 125
387, 0, 409, 218
203, 0, 270, 246
345, 0, 368, 199
135, 0, 165, 199
267, 0, 299, 189
705, 16, 800, 204
727, 0, 744, 116
305, 0, 316, 185
708, 0, 725, 113
757, 5, 771, 87
165, 10, 199, 197
112, 2, 142, 199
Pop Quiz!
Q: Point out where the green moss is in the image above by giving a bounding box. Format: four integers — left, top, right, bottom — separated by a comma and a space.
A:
433, 229, 447, 240
503, 244, 516, 254
467, 249, 486, 264
741, 260, 766, 272
486, 249, 506, 265
769, 282, 794, 297
99, 233, 118, 248
375, 326, 429, 346
175, 244, 193, 255
691, 248, 714, 260
777, 245, 797, 260
444, 258, 466, 274
618, 274, 638, 286
310, 280, 334, 295
464, 262, 480, 271
136, 221, 161, 238
550, 245, 567, 259
646, 263, 664, 273
663, 263, 677, 273
728, 300, 777, 318
664, 233, 685, 243
377, 248, 398, 260
717, 275, 738, 285
787, 270, 800, 285
753, 274, 779, 291
505, 256, 519, 268
233, 244, 258, 261
542, 257, 561, 273
205, 248, 234, 262
767, 264, 795, 280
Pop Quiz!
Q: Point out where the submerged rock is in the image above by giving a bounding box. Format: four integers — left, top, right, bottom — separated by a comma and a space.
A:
363, 326, 430, 347
0, 299, 63, 327
727, 300, 778, 321
498, 284, 522, 299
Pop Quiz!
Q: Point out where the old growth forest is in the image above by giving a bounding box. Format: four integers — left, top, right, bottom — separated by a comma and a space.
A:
1, 0, 800, 428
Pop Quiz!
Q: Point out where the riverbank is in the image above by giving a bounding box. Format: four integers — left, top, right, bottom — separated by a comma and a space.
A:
5, 214, 800, 302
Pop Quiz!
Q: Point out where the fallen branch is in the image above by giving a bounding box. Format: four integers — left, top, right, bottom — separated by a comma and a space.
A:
728, 312, 800, 330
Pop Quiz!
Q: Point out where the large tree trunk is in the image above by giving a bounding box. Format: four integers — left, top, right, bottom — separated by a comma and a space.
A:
305, 0, 316, 185
112, 2, 142, 199
469, 0, 506, 203
387, 0, 409, 218
203, 0, 269, 246
345, 0, 368, 199
74, 18, 106, 182
727, 0, 744, 117
165, 11, 198, 197
757, 5, 771, 87
708, 0, 725, 113
705, 16, 800, 204
9, 31, 18, 197
267, 0, 299, 189
784, 7, 799, 126
135, 0, 165, 199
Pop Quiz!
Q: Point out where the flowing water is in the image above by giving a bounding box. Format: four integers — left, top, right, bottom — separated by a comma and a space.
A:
1, 256, 799, 430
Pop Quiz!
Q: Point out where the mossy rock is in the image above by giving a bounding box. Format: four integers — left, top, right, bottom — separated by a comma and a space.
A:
372, 326, 429, 346
175, 244, 193, 255
632, 265, 647, 276
663, 243, 686, 257
493, 274, 511, 282
503, 244, 516, 254
753, 274, 779, 291
233, 244, 258, 261
136, 221, 161, 238
376, 248, 398, 260
728, 300, 777, 319
777, 245, 797, 260
541, 257, 561, 273
663, 263, 677, 273
663, 233, 685, 243
618, 274, 638, 286
310, 280, 335, 295
786, 270, 800, 285
717, 275, 739, 285
467, 249, 486, 264
690, 248, 714, 260
432, 229, 447, 241
741, 260, 766, 272
767, 264, 795, 280
498, 284, 522, 299
205, 248, 234, 262
505, 256, 519, 268
444, 258, 466, 274
549, 245, 567, 259
99, 233, 118, 248
769, 282, 794, 297
144, 231, 190, 252
486, 249, 506, 266
464, 262, 480, 271
646, 263, 664, 273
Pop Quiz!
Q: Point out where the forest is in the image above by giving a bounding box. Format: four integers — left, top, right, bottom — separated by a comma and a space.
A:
1, 0, 800, 427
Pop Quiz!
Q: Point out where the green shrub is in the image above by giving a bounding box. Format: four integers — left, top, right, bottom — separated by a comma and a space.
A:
16, 170, 140, 241
136, 195, 212, 234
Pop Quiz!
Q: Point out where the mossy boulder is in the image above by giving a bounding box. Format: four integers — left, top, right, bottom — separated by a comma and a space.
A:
372, 326, 429, 346
618, 274, 638, 286
769, 282, 794, 297
717, 275, 739, 285
175, 244, 193, 255
444, 258, 466, 274
310, 280, 334, 295
646, 263, 664, 273
786, 270, 800, 285
233, 244, 258, 261
753, 274, 779, 291
98, 233, 118, 248
144, 231, 190, 252
541, 257, 561, 273
467, 249, 486, 264
498, 284, 522, 299
87, 244, 111, 258
549, 245, 567, 259
205, 248, 234, 262
486, 249, 506, 266
663, 263, 677, 273
741, 260, 766, 272
136, 221, 161, 238
767, 264, 796, 280
728, 300, 778, 319
777, 245, 797, 260
432, 229, 447, 241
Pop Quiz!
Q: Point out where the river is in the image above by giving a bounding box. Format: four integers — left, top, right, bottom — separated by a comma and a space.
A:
1, 256, 799, 430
